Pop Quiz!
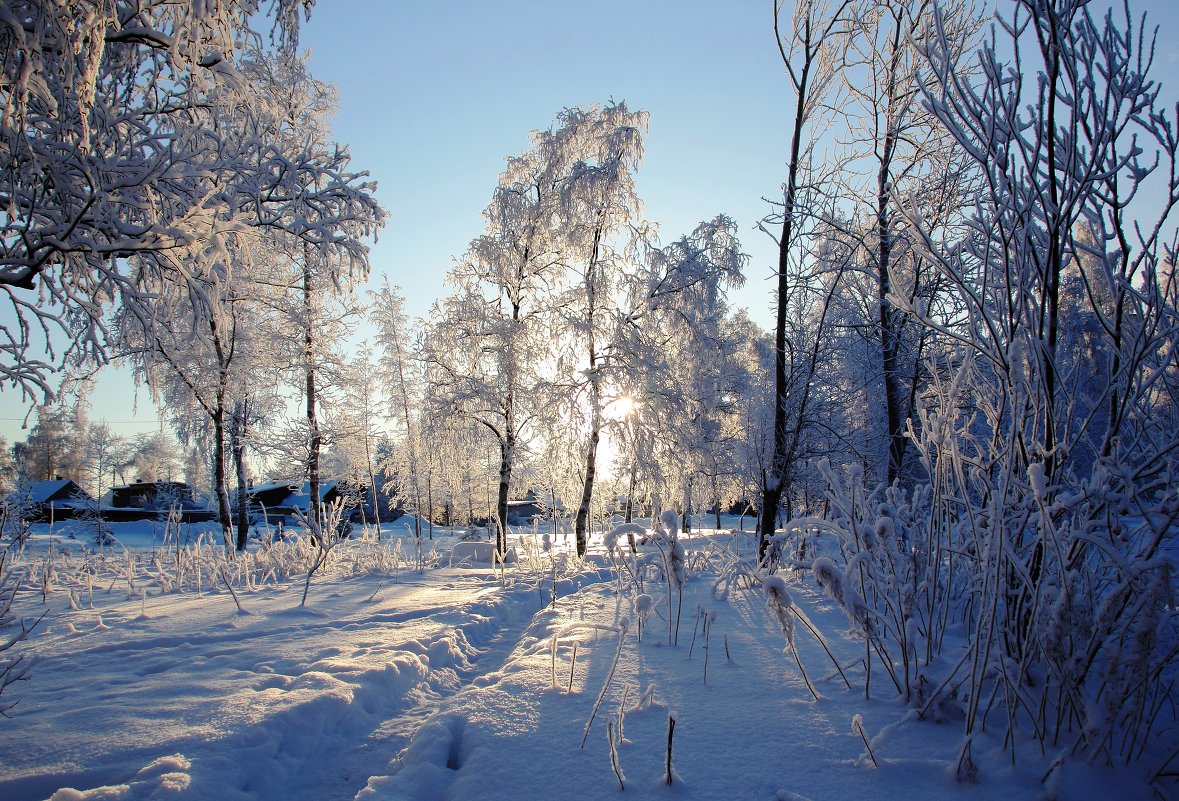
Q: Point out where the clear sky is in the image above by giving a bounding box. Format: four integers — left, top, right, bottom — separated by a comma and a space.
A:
298, 0, 792, 324
3, 0, 1178, 445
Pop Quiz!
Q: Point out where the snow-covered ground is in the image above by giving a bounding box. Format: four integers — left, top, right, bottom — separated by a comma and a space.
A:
0, 519, 1166, 801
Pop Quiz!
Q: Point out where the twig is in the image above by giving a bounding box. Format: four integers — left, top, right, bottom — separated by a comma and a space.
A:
217, 567, 246, 614
665, 712, 677, 785
688, 604, 702, 657
568, 642, 578, 694
581, 621, 628, 748
608, 716, 625, 790
853, 714, 878, 767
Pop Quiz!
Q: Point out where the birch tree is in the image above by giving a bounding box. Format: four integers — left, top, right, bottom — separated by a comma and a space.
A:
836, 0, 979, 486
0, 1, 316, 401
620, 216, 747, 528
118, 257, 258, 550
241, 51, 383, 532
554, 103, 648, 557
371, 280, 425, 535
118, 49, 382, 550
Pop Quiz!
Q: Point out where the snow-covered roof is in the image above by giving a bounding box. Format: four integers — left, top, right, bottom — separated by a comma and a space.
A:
249, 480, 301, 495
25, 479, 88, 504
249, 480, 339, 509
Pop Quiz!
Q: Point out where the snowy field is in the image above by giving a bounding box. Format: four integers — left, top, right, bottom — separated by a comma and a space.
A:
0, 517, 1168, 801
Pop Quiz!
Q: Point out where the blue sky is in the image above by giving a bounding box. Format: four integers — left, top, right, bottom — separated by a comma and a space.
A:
298, 0, 791, 324
302, 0, 1179, 325
3, 0, 1179, 445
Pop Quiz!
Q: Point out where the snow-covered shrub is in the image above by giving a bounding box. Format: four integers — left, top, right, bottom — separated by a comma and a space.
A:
294, 497, 350, 606
809, 476, 907, 701
0, 550, 41, 713
887, 0, 1179, 784
812, 353, 1179, 779
0, 486, 38, 551
645, 510, 689, 644
634, 593, 655, 642
764, 574, 818, 700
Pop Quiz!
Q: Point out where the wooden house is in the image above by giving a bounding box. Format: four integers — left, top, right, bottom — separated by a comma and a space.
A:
12, 478, 92, 521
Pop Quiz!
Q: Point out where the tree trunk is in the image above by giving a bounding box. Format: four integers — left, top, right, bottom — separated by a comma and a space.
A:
624, 454, 637, 524
762, 27, 812, 561
231, 400, 250, 551
392, 332, 421, 537
574, 423, 599, 557
876, 8, 911, 488
303, 248, 322, 533
713, 474, 722, 530
212, 405, 234, 554
877, 153, 907, 486
496, 435, 512, 558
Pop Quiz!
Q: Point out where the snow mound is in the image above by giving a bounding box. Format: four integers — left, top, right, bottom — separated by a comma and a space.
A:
49, 754, 192, 800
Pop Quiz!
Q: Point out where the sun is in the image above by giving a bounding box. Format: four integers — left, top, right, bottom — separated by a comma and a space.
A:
604, 395, 637, 421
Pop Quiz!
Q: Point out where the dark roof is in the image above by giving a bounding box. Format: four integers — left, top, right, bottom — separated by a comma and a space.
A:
25, 479, 90, 505
108, 481, 202, 509
248, 481, 340, 510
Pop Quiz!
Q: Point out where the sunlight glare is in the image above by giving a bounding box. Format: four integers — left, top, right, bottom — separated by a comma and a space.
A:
604, 395, 637, 421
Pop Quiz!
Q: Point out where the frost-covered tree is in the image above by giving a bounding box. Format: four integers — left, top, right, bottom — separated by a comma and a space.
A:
126, 431, 181, 483
119, 256, 260, 550
371, 281, 426, 534
0, 1, 317, 402
721, 310, 774, 526
78, 422, 131, 500
11, 403, 84, 483
801, 0, 1179, 778
242, 52, 381, 532
833, 0, 979, 486
550, 103, 648, 557
0, 438, 15, 498
423, 120, 584, 556
620, 216, 747, 528
326, 342, 387, 529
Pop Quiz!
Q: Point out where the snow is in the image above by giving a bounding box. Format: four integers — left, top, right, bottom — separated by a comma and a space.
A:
0, 519, 1165, 801
22, 481, 79, 505
446, 541, 518, 566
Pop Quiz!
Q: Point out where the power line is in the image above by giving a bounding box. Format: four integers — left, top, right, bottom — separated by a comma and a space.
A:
0, 417, 161, 424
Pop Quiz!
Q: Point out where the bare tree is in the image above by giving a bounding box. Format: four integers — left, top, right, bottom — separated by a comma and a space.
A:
889, 0, 1179, 773
760, 0, 857, 557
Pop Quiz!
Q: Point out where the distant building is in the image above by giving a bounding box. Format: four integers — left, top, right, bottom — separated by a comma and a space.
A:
506, 498, 545, 524
505, 489, 562, 524
104, 481, 214, 522
11, 478, 92, 521
246, 480, 354, 523
109, 481, 200, 510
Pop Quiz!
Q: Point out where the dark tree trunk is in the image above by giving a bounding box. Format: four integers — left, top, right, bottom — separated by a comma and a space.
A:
495, 436, 512, 558
212, 405, 234, 554
574, 423, 599, 558
304, 250, 322, 533
624, 455, 637, 524
231, 400, 250, 551
762, 23, 812, 561
878, 167, 906, 486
